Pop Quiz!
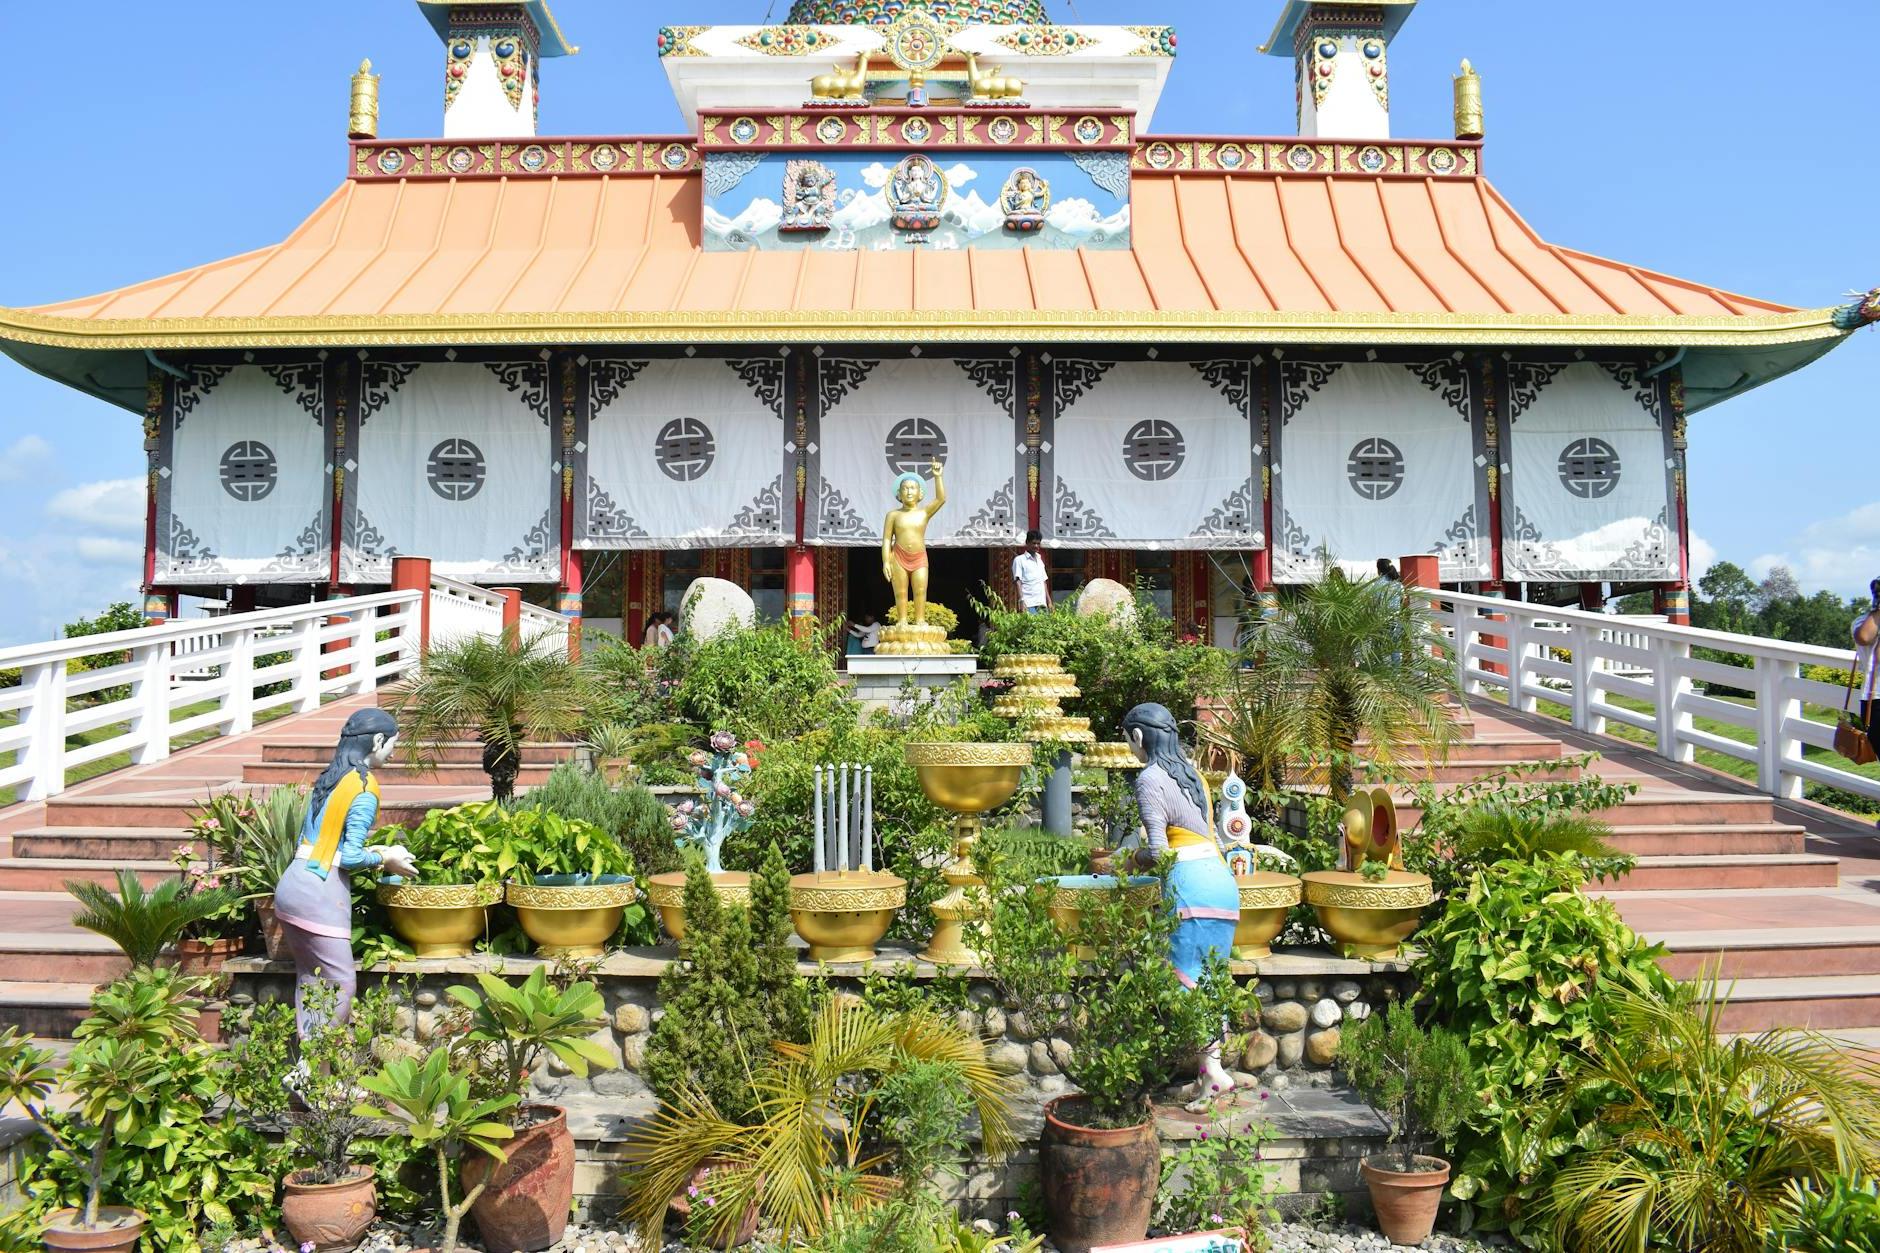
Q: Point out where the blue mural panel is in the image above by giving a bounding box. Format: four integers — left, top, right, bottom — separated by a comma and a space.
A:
702, 149, 1130, 251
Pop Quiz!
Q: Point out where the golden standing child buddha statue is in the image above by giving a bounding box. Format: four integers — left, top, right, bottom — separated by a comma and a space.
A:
877, 459, 950, 654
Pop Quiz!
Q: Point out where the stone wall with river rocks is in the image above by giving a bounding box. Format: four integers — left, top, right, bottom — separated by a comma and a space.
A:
223, 948, 1411, 1219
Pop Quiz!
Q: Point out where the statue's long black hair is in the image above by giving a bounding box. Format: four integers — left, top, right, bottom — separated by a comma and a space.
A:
310, 707, 397, 819
1122, 702, 1206, 812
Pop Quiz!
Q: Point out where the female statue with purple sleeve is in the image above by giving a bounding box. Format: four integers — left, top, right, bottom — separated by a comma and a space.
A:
270, 707, 417, 1038
1105, 702, 1241, 1105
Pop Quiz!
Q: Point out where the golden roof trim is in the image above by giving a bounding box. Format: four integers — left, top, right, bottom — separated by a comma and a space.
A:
0, 304, 1845, 351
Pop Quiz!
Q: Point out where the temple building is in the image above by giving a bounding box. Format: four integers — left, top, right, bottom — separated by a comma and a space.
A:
1, 0, 1872, 645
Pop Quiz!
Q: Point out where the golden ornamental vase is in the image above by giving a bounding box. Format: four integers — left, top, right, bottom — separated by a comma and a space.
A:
1300, 870, 1433, 959
788, 870, 907, 962
1232, 872, 1303, 959
905, 740, 1033, 965
506, 878, 638, 958
375, 882, 501, 958
644, 871, 752, 943
1044, 874, 1161, 959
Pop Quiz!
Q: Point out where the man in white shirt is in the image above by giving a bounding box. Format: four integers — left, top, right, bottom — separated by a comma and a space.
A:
1013, 530, 1050, 614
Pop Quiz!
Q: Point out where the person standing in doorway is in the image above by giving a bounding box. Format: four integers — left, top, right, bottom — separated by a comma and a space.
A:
1013, 530, 1050, 615
654, 611, 676, 649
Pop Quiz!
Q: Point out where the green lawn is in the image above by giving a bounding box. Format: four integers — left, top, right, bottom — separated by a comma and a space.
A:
0, 696, 304, 809
1528, 688, 1880, 817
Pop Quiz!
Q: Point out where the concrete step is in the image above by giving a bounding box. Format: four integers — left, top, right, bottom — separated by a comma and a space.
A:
43, 788, 486, 831
1604, 823, 1808, 858
0, 982, 98, 1038
1365, 736, 1564, 765
259, 740, 582, 766
1315, 787, 1779, 831
1658, 929, 1880, 980
0, 858, 176, 892
1350, 758, 1581, 786
0, 935, 130, 984
242, 761, 557, 787
10, 827, 198, 862
1605, 853, 1841, 892
1714, 975, 1880, 1033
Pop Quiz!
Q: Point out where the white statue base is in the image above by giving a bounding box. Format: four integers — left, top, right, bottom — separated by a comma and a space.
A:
847, 654, 978, 714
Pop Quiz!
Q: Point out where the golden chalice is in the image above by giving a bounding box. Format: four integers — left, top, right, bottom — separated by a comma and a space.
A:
904, 740, 1033, 965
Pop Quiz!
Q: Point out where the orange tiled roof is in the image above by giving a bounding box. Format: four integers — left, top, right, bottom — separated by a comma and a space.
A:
0, 163, 1839, 353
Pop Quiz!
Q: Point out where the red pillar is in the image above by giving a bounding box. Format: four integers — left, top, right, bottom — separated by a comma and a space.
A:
228, 586, 259, 614
493, 587, 523, 645
1655, 585, 1691, 626
142, 590, 176, 627
1398, 555, 1439, 590
390, 556, 432, 653
1578, 582, 1603, 611
786, 545, 816, 638
558, 549, 584, 661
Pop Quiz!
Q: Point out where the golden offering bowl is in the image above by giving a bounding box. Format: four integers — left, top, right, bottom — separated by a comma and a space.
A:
1300, 870, 1433, 959
789, 870, 908, 963
644, 871, 753, 943
506, 879, 637, 958
905, 741, 1034, 965
1233, 872, 1303, 959
1044, 874, 1162, 959
375, 882, 502, 958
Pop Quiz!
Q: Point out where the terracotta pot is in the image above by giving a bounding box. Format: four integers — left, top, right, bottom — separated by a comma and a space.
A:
667, 1162, 761, 1249
197, 1003, 223, 1044
282, 1165, 377, 1252
174, 936, 242, 974
461, 1105, 574, 1253
256, 899, 289, 961
1039, 1095, 1159, 1253
40, 1207, 146, 1253
1361, 1153, 1450, 1247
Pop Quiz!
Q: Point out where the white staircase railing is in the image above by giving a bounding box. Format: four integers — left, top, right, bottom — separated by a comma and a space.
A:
519, 601, 571, 654
1432, 589, 1880, 806
428, 577, 508, 650
0, 591, 425, 801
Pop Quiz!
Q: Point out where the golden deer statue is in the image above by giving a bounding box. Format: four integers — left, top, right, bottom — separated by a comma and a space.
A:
966, 53, 1024, 101
810, 52, 871, 102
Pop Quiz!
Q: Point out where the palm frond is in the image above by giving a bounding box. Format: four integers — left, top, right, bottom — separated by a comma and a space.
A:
66, 870, 236, 967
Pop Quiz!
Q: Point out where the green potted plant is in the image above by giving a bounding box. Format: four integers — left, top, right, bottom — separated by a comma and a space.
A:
444, 967, 613, 1253
195, 786, 309, 959
392, 629, 590, 800
0, 1026, 165, 1253
973, 849, 1250, 1253
493, 807, 637, 957
354, 1050, 517, 1253
66, 868, 239, 970
373, 802, 505, 957
1337, 1000, 1472, 1246
582, 721, 639, 786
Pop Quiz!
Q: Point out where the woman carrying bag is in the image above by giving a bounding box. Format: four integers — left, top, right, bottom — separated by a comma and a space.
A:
1842, 579, 1880, 771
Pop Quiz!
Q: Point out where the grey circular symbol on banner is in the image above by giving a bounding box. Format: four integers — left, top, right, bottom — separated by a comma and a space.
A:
427, 437, 487, 501
1122, 419, 1185, 481
219, 440, 277, 502
884, 417, 949, 475
655, 417, 716, 482
1558, 436, 1622, 499
1346, 436, 1405, 501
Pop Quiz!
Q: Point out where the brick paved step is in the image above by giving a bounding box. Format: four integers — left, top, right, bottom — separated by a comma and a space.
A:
1657, 929, 1880, 980
10, 827, 197, 862
0, 935, 129, 985
1361, 736, 1564, 765
0, 982, 97, 1038
259, 740, 581, 766
1605, 854, 1841, 892
242, 761, 554, 787
1712, 975, 1880, 1033
43, 788, 487, 831
1350, 757, 1581, 786
1603, 823, 1808, 858
0, 858, 176, 892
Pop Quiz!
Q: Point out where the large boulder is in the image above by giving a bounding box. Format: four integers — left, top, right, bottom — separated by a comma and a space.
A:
679, 577, 755, 640
1075, 577, 1137, 625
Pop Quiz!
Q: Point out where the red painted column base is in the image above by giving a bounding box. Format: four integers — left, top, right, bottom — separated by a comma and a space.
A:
786, 545, 816, 638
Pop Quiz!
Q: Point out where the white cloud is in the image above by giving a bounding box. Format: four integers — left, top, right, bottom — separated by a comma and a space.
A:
1740, 500, 1880, 597
46, 478, 145, 534
0, 434, 51, 482
1686, 531, 1717, 581
76, 537, 144, 565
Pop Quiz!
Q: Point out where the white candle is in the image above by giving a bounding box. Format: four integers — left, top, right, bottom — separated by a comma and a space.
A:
863, 765, 874, 872
838, 764, 850, 874
813, 765, 825, 875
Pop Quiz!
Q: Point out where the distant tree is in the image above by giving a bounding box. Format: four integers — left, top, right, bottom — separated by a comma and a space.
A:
1755, 566, 1802, 615
1762, 589, 1862, 649
1693, 562, 1757, 634
1613, 590, 1654, 616
62, 602, 147, 699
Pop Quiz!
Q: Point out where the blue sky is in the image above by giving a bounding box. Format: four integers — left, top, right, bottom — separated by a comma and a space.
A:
0, 1, 1873, 644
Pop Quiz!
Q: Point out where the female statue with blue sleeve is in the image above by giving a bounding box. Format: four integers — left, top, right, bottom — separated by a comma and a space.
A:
1096, 702, 1241, 1107
270, 707, 417, 1037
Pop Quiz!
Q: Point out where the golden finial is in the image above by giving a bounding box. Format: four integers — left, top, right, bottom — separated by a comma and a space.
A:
349, 58, 381, 141
1453, 57, 1483, 141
